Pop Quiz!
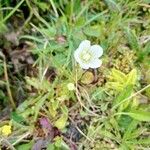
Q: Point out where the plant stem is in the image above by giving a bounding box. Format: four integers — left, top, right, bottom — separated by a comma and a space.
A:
1, 0, 24, 23
0, 52, 16, 109
48, 0, 59, 18
112, 84, 150, 110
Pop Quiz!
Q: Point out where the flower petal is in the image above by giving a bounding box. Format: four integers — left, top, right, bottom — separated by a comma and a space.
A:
74, 48, 81, 63
89, 59, 102, 69
90, 45, 103, 58
74, 48, 90, 69
79, 40, 91, 50
79, 62, 90, 69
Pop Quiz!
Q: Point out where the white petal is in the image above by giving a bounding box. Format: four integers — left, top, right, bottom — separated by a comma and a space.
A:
74, 48, 81, 63
79, 40, 91, 50
79, 62, 90, 69
74, 49, 89, 69
90, 45, 103, 58
89, 59, 102, 69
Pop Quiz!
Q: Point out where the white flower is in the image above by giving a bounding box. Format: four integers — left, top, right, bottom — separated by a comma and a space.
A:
74, 40, 103, 69
67, 83, 75, 91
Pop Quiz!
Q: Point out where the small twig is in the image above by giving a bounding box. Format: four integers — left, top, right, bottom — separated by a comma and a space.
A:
80, 86, 95, 110
139, 35, 150, 45
1, 137, 16, 150
138, 3, 150, 8
0, 52, 16, 109
75, 66, 99, 117
12, 132, 31, 146
0, 7, 21, 11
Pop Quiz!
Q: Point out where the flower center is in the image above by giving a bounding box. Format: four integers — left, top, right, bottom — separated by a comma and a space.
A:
83, 53, 91, 61
80, 49, 92, 63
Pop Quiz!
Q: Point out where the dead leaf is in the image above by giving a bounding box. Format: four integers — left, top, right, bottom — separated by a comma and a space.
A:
5, 32, 19, 46
10, 44, 34, 72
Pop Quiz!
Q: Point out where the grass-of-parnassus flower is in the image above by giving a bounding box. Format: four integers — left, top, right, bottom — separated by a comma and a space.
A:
74, 40, 103, 69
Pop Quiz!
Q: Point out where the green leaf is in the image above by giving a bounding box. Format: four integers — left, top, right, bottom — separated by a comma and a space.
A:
143, 0, 150, 3
26, 77, 51, 92
53, 54, 67, 68
54, 137, 70, 150
124, 27, 140, 51
16, 141, 34, 150
75, 16, 86, 27
118, 115, 133, 132
11, 112, 25, 124
99, 129, 116, 141
138, 138, 150, 145
146, 87, 150, 98
34, 94, 49, 121
123, 120, 138, 140
113, 85, 133, 106
126, 110, 150, 121
107, 69, 137, 93
40, 26, 56, 38
61, 105, 68, 115
119, 144, 132, 150
91, 87, 105, 101
0, 22, 7, 34
49, 100, 59, 118
126, 69, 137, 86
0, 90, 6, 100
60, 141, 70, 150
107, 82, 124, 91
129, 128, 146, 140
111, 68, 126, 83
54, 136, 62, 148
0, 63, 4, 76
144, 42, 150, 55
54, 114, 68, 130
35, 2, 49, 11
19, 35, 44, 43
47, 143, 55, 150
83, 25, 101, 37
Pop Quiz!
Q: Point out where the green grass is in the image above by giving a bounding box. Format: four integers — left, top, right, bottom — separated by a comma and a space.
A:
0, 0, 150, 149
